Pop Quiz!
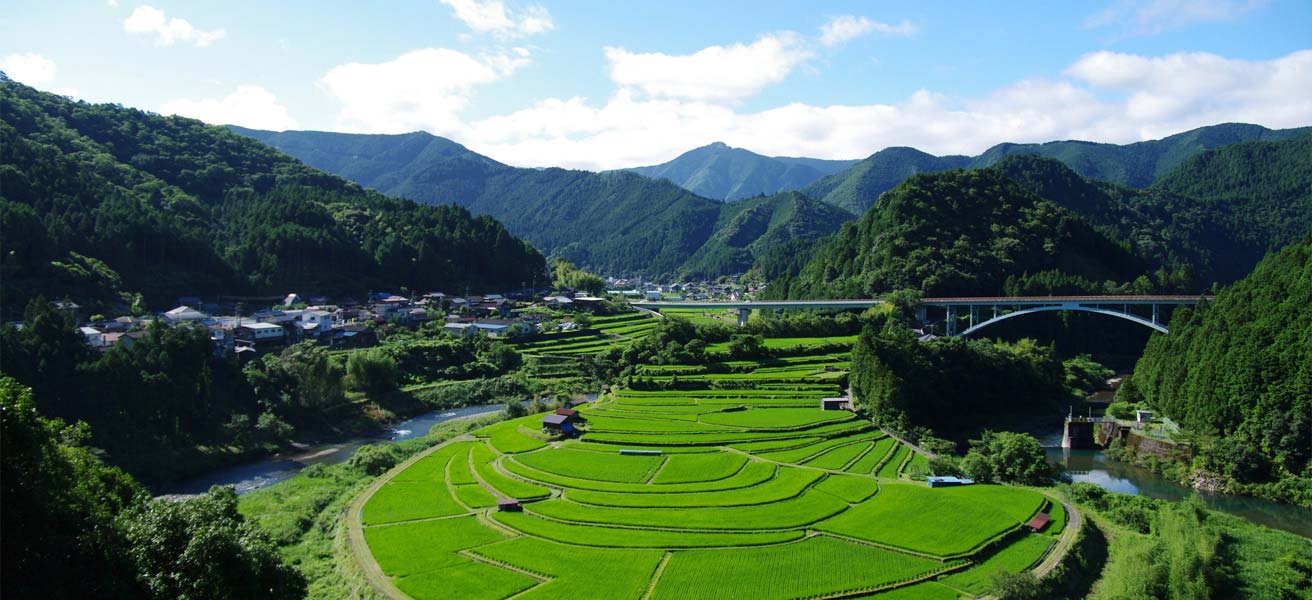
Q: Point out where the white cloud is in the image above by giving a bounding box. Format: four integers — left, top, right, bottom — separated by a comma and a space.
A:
819, 15, 918, 46
439, 0, 554, 38
0, 52, 56, 86
123, 5, 226, 47
160, 85, 299, 130
107, 0, 119, 6
1083, 0, 1266, 36
605, 33, 812, 102
454, 49, 1312, 170
320, 48, 529, 134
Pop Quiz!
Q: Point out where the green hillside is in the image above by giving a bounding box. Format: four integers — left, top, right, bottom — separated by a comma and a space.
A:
625, 141, 856, 202
805, 123, 1308, 216
1123, 238, 1312, 506
970, 122, 1310, 187
234, 128, 851, 277
801, 147, 971, 215
770, 168, 1148, 299
679, 192, 855, 278
0, 76, 544, 313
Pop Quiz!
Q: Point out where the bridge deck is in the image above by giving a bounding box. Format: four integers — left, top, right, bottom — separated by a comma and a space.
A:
630, 295, 1210, 310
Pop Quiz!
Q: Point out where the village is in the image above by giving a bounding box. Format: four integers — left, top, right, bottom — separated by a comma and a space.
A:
45, 274, 755, 358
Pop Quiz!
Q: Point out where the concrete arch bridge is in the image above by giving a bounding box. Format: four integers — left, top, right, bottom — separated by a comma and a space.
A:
629, 295, 1211, 335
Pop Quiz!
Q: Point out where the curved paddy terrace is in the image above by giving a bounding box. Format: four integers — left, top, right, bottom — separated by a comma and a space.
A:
350, 349, 1076, 600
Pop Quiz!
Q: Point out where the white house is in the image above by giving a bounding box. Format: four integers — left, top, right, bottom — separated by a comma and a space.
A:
237, 322, 285, 342
443, 322, 475, 337
79, 326, 104, 348
163, 306, 209, 324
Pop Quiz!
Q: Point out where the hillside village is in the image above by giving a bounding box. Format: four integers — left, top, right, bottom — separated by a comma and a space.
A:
52, 275, 754, 358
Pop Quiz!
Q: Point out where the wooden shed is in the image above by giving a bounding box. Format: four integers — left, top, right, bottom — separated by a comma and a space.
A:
1026, 512, 1051, 532
497, 498, 522, 512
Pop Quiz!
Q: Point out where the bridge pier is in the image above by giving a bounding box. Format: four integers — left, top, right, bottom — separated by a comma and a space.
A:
737, 308, 751, 327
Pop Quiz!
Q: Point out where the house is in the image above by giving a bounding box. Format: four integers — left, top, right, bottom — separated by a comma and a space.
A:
53, 300, 82, 323
644, 290, 663, 301
100, 330, 147, 351
443, 322, 476, 337
163, 305, 209, 324
329, 324, 377, 349
543, 295, 574, 308
566, 398, 589, 408
300, 309, 334, 336
554, 408, 585, 422
926, 476, 975, 488
282, 293, 303, 306
472, 319, 529, 338
79, 326, 104, 348
1026, 512, 1052, 532
1136, 410, 1153, 424
821, 398, 852, 411
236, 322, 286, 345
207, 324, 233, 355
542, 412, 583, 435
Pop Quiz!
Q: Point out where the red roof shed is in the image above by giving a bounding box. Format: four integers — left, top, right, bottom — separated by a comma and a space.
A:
1026, 512, 1052, 532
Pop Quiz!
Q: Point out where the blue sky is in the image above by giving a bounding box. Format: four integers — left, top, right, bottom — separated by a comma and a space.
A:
2, 0, 1309, 169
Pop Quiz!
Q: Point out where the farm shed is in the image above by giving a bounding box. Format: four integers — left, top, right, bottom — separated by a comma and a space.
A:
926, 476, 975, 488
1026, 512, 1051, 532
542, 413, 582, 435
497, 498, 522, 512
619, 449, 663, 456
820, 398, 852, 411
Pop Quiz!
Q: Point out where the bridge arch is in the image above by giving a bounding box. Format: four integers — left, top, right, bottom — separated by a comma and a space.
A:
957, 304, 1168, 337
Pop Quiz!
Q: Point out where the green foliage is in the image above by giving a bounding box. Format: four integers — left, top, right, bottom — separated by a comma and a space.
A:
0, 376, 304, 599
120, 487, 305, 600
961, 431, 1052, 485
550, 258, 605, 295
850, 322, 1065, 438
1130, 238, 1312, 505
1063, 354, 1114, 399
345, 349, 398, 397
0, 77, 545, 312
776, 168, 1147, 299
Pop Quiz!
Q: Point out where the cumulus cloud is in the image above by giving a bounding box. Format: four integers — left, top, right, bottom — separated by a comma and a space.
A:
439, 0, 554, 38
123, 5, 225, 47
0, 52, 57, 86
160, 85, 299, 130
1083, 0, 1266, 36
819, 15, 918, 46
605, 33, 812, 102
453, 49, 1312, 170
320, 47, 529, 134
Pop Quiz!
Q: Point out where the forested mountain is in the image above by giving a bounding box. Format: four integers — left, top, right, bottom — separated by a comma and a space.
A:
233, 128, 851, 277
801, 147, 971, 215
0, 76, 544, 314
1122, 238, 1311, 507
767, 168, 1150, 299
624, 142, 857, 201
805, 123, 1308, 215
678, 192, 854, 278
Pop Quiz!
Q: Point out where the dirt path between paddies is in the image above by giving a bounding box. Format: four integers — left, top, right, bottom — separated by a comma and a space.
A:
346, 434, 477, 600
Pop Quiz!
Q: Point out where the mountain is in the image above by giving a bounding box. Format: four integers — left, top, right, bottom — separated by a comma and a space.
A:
624, 142, 857, 202
807, 123, 1309, 215
0, 76, 544, 314
678, 192, 855, 278
801, 147, 971, 215
231, 128, 852, 278
769, 168, 1149, 299
1124, 238, 1312, 506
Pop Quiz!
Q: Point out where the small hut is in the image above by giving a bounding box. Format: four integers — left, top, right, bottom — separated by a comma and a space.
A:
1026, 512, 1052, 532
497, 498, 522, 512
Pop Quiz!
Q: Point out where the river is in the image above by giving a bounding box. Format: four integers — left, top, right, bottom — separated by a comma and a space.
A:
1044, 443, 1312, 539
156, 403, 510, 496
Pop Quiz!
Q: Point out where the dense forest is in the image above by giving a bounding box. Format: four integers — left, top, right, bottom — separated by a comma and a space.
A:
236, 127, 852, 278
0, 75, 545, 315
1121, 238, 1312, 507
768, 168, 1151, 299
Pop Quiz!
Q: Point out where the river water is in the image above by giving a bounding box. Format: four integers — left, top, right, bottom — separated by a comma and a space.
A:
1044, 443, 1312, 539
157, 403, 510, 496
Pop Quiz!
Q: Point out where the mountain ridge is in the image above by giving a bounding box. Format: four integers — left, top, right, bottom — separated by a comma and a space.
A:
622, 142, 858, 202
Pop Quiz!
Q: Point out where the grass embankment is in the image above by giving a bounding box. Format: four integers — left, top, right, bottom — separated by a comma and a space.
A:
238, 413, 506, 599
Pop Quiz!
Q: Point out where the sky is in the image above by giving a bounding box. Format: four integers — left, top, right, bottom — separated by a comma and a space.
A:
2, 0, 1310, 170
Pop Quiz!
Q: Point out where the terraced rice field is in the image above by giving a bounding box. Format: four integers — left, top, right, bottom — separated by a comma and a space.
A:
357, 343, 1068, 599
514, 312, 658, 356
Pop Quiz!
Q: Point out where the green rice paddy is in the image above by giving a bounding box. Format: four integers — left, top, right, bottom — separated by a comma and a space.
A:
357, 340, 1071, 599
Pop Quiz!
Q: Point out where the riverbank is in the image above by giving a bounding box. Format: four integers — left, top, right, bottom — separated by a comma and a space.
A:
236, 411, 514, 599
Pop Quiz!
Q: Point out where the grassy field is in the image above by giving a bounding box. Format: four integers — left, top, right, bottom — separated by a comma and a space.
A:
356, 338, 1069, 598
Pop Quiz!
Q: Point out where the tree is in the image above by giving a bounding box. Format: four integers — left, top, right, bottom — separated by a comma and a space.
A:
727, 334, 766, 359
120, 486, 305, 599
964, 431, 1051, 485
345, 348, 398, 398
990, 571, 1045, 599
